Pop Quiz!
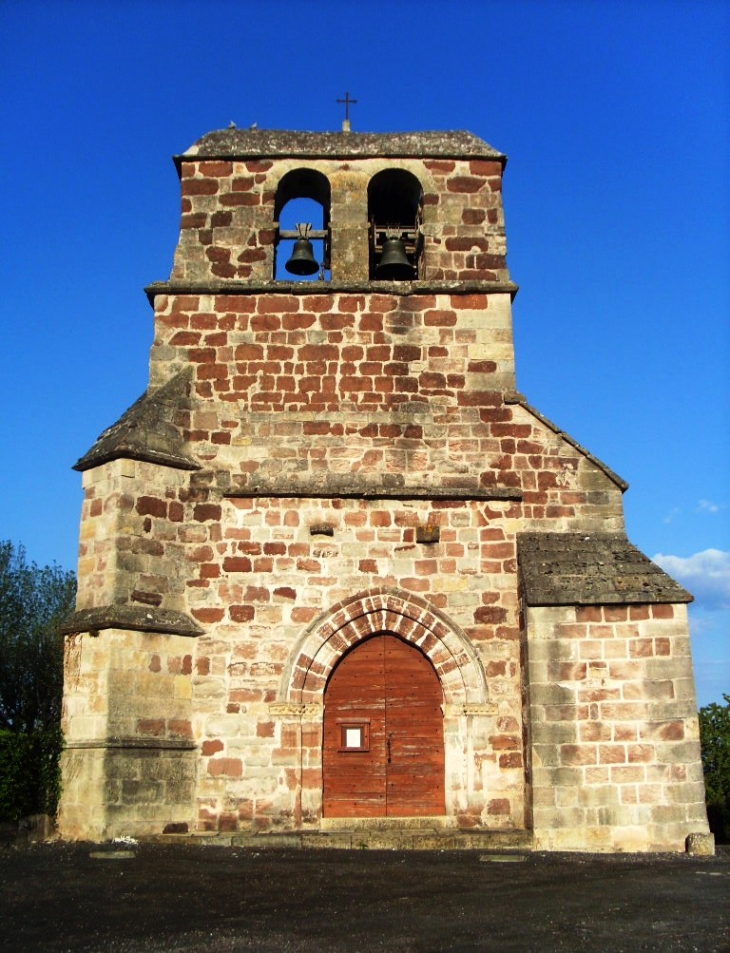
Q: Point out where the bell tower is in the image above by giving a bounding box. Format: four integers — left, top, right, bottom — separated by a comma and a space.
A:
59, 126, 710, 853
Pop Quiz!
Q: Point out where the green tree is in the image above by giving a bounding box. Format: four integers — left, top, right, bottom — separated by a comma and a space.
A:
0, 542, 75, 820
698, 694, 730, 843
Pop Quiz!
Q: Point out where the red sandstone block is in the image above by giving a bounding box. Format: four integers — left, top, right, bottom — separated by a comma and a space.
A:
245, 160, 273, 173
201, 739, 223, 756
208, 758, 243, 777
424, 160, 455, 172
576, 607, 603, 623
499, 753, 523, 769
651, 604, 675, 619
230, 605, 254, 622
220, 192, 260, 207
256, 721, 275, 738
629, 639, 654, 658
627, 744, 655, 763
446, 176, 484, 193
489, 734, 519, 751
180, 213, 207, 230
462, 209, 486, 225
169, 719, 193, 738
485, 660, 507, 677
321, 315, 355, 333
136, 496, 167, 518
192, 608, 225, 624
244, 585, 270, 602
258, 296, 299, 313
190, 313, 218, 331
282, 313, 316, 331
561, 745, 597, 765
206, 246, 232, 265
196, 657, 210, 675
654, 637, 671, 656
223, 557, 252, 573
273, 586, 296, 600
658, 721, 684, 741
487, 798, 511, 815
137, 719, 164, 736
474, 606, 508, 624
424, 309, 457, 327
181, 178, 218, 196
237, 248, 266, 264
194, 503, 222, 522
469, 160, 502, 177
197, 363, 228, 381
198, 161, 233, 177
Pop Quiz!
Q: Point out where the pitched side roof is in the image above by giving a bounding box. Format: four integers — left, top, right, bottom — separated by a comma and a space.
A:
73, 369, 199, 472
177, 129, 505, 164
518, 532, 692, 606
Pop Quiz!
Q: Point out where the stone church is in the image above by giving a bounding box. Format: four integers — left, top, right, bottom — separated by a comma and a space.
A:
58, 125, 710, 851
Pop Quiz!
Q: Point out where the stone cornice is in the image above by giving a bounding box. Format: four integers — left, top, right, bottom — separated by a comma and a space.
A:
224, 485, 522, 502
64, 737, 197, 751
144, 279, 519, 305
59, 605, 204, 637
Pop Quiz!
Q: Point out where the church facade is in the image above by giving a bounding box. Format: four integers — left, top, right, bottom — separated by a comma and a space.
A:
58, 127, 710, 851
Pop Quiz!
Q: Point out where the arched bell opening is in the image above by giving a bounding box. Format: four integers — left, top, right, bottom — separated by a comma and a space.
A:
368, 169, 424, 280
274, 168, 331, 281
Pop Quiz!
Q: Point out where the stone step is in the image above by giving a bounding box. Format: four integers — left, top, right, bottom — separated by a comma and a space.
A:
150, 827, 534, 852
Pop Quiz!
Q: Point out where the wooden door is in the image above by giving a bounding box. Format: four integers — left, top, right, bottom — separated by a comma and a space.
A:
322, 634, 445, 817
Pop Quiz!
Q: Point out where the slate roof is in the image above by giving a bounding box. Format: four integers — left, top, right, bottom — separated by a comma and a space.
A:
74, 370, 199, 472
177, 129, 505, 164
518, 533, 692, 606
59, 605, 203, 637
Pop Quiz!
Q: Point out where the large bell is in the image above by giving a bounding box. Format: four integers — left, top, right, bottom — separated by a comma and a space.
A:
285, 238, 319, 276
376, 237, 414, 280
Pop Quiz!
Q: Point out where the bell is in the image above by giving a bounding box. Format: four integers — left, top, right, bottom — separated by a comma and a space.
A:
285, 238, 319, 276
376, 238, 414, 280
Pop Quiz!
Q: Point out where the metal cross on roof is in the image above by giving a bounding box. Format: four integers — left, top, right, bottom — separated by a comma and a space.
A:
336, 91, 357, 131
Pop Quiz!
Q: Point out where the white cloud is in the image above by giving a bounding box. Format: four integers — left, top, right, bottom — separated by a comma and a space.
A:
697, 499, 727, 515
653, 549, 730, 610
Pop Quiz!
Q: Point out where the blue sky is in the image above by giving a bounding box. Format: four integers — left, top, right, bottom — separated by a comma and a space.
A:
2, 0, 728, 706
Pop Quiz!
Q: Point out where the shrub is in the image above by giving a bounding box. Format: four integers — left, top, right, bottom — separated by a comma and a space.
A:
0, 727, 63, 821
0, 542, 75, 822
698, 694, 730, 843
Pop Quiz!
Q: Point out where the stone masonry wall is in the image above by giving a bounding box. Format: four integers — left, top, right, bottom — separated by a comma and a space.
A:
171, 157, 507, 284
526, 603, 707, 851
77, 459, 191, 613
187, 497, 523, 831
144, 290, 625, 532
59, 628, 197, 839
64, 284, 628, 837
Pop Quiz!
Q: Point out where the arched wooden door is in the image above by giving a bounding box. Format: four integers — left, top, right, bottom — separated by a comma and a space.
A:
322, 634, 445, 817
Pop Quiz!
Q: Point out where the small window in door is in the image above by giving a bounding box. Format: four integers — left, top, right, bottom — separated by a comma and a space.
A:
339, 723, 370, 752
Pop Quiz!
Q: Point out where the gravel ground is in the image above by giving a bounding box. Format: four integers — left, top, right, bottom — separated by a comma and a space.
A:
1, 841, 728, 953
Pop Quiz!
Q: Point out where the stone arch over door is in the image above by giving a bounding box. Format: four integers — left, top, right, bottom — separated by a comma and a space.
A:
274, 589, 493, 826
280, 588, 487, 707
